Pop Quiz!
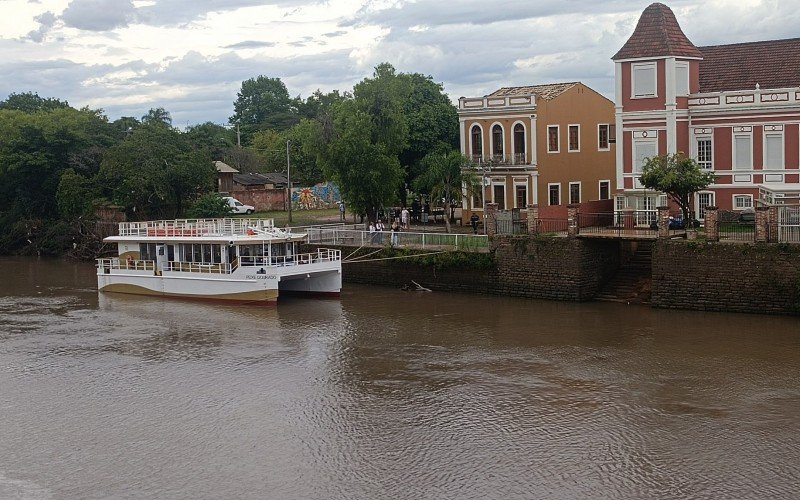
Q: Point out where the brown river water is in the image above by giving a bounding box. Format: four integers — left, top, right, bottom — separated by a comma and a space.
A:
0, 257, 798, 499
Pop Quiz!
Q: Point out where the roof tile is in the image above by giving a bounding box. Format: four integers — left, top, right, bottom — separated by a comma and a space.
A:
699, 38, 800, 92
613, 3, 702, 60
488, 82, 578, 100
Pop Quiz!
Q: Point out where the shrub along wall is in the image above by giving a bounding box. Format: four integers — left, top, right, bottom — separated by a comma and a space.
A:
652, 240, 800, 315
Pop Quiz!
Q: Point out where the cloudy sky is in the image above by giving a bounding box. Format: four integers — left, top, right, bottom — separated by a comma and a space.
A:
1, 0, 798, 127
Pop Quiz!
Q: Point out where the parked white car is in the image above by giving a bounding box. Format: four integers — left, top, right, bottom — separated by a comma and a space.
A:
223, 196, 255, 215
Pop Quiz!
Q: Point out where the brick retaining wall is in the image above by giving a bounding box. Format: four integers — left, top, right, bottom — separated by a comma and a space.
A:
652, 240, 800, 315
491, 237, 621, 301
303, 237, 621, 301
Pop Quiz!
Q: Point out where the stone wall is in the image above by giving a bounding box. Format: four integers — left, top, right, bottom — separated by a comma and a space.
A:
652, 240, 800, 315
491, 236, 621, 301
303, 236, 621, 301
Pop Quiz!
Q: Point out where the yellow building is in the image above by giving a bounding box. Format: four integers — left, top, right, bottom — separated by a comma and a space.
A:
458, 82, 616, 220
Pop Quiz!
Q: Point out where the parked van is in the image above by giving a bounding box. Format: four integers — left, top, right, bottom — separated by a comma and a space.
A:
223, 196, 255, 215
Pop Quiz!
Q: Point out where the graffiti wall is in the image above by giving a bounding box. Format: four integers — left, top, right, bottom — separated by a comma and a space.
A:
290, 182, 342, 210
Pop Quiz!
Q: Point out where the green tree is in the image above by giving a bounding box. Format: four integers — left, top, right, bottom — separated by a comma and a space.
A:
230, 76, 297, 141
141, 107, 172, 127
352, 63, 410, 156
185, 122, 236, 159
639, 153, 716, 224
414, 150, 478, 233
56, 168, 96, 220
400, 73, 459, 200
318, 102, 403, 221
0, 92, 70, 113
97, 122, 214, 219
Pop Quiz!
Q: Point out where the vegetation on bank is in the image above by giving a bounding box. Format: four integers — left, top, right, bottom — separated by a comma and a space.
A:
0, 62, 463, 257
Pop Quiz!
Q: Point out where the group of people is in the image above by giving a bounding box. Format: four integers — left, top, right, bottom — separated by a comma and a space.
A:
368, 207, 410, 246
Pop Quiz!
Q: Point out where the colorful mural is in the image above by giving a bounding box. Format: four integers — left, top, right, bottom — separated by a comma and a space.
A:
290, 182, 342, 210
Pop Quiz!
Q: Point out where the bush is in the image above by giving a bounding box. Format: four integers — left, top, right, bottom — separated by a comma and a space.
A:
186, 193, 233, 218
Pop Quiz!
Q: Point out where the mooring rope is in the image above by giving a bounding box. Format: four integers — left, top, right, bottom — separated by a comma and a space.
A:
342, 250, 447, 264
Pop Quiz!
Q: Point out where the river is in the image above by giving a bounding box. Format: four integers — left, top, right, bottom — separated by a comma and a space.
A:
0, 257, 798, 499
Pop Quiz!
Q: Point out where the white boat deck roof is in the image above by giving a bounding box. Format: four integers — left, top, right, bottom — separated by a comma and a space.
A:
105, 218, 307, 243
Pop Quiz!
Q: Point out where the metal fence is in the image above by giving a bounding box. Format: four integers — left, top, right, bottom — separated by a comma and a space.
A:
718, 222, 755, 242
305, 228, 489, 252
778, 206, 800, 243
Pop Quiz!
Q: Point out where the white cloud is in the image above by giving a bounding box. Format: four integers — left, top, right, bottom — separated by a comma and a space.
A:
1, 0, 798, 126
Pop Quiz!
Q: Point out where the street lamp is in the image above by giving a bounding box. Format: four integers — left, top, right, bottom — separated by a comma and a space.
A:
286, 139, 292, 224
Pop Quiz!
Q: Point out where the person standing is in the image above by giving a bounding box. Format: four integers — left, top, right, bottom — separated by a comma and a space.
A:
470, 213, 480, 234
339, 201, 346, 221
401, 207, 409, 230
391, 219, 400, 246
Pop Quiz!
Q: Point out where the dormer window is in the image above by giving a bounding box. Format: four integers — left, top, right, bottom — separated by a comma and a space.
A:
632, 62, 657, 98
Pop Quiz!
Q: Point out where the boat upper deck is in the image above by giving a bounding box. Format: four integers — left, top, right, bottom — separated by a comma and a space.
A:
106, 218, 307, 243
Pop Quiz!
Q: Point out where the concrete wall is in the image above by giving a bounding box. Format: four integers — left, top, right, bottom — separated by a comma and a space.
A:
652, 240, 800, 315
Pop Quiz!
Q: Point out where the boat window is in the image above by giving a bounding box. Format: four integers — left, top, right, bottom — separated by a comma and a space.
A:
139, 243, 157, 261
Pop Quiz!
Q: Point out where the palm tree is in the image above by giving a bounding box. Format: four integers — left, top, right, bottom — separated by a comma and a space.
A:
415, 150, 479, 233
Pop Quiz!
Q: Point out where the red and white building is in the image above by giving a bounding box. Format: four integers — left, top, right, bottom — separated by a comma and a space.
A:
613, 2, 800, 220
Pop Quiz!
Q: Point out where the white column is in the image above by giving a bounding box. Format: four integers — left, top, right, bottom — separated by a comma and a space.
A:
615, 62, 624, 192
529, 113, 537, 166
665, 57, 677, 154
532, 172, 539, 205
459, 118, 466, 155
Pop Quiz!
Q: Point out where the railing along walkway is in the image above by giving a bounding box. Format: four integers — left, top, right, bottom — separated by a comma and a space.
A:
306, 228, 489, 252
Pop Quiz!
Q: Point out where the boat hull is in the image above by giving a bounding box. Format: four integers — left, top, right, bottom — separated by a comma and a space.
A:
97, 265, 341, 304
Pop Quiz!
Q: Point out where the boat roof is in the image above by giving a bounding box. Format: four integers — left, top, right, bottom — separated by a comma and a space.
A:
104, 218, 307, 244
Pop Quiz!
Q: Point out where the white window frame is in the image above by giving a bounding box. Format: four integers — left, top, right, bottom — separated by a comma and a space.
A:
631, 62, 657, 98
512, 178, 528, 209
548, 183, 561, 206
615, 195, 627, 211
733, 194, 753, 210
568, 181, 581, 204
490, 178, 506, 210
695, 135, 713, 170
547, 125, 560, 153
675, 61, 690, 96
489, 122, 506, 161
598, 124, 610, 151
469, 124, 484, 159
633, 138, 658, 174
511, 121, 527, 164
733, 132, 753, 171
763, 127, 784, 170
568, 124, 580, 152
598, 180, 611, 200
695, 191, 715, 220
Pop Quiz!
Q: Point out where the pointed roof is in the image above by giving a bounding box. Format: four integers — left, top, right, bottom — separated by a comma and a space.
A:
612, 3, 703, 61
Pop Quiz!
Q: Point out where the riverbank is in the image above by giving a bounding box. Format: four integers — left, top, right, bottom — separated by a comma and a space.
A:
306, 236, 800, 316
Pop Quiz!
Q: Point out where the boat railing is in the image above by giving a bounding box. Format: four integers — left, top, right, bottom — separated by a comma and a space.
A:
97, 258, 155, 272
118, 218, 281, 237
166, 261, 232, 274
239, 248, 341, 268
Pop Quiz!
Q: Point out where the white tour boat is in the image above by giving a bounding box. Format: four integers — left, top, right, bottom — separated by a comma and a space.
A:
97, 218, 342, 304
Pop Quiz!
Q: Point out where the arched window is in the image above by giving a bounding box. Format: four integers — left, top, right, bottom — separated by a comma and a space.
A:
513, 123, 526, 163
470, 125, 483, 161
492, 124, 503, 160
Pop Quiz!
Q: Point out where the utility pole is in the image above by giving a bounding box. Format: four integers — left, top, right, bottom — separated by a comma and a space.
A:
286, 140, 292, 224
236, 124, 241, 147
